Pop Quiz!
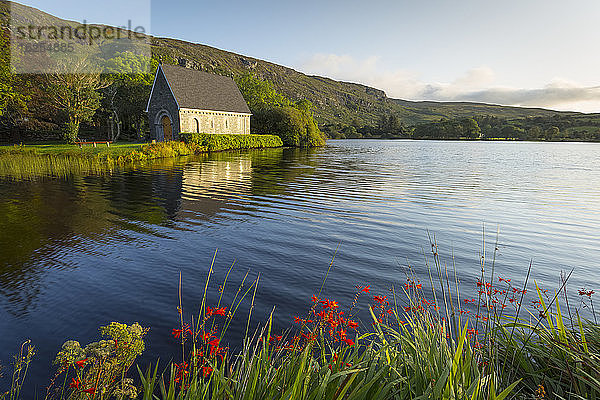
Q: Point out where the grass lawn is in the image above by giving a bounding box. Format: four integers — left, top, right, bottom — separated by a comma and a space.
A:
0, 141, 148, 156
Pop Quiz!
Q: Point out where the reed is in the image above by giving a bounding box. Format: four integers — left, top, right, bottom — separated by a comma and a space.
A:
0, 142, 201, 179
1, 242, 598, 399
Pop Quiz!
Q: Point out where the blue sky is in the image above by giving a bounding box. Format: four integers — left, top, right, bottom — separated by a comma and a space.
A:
18, 0, 600, 112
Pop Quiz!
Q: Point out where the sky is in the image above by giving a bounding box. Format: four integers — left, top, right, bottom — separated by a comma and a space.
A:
18, 0, 600, 112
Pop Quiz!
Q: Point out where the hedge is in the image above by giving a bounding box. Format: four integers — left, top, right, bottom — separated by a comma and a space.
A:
180, 133, 283, 151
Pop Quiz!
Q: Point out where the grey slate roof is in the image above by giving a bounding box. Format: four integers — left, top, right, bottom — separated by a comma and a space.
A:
160, 64, 251, 114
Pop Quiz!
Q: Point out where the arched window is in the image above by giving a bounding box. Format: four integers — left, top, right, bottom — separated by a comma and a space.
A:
194, 118, 199, 133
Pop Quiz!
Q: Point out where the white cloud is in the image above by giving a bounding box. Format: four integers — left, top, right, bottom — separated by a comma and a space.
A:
297, 53, 600, 113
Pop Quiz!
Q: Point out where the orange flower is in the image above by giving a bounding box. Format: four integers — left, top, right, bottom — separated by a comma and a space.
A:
342, 337, 354, 346
75, 358, 89, 368
347, 320, 358, 329
172, 328, 183, 338
202, 366, 213, 377
374, 295, 387, 304
215, 307, 227, 316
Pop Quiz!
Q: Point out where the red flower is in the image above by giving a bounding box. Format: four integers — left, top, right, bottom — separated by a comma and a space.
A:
579, 289, 595, 297
75, 358, 89, 368
311, 295, 319, 303
82, 387, 96, 394
202, 366, 213, 377
172, 328, 183, 339
215, 307, 227, 316
206, 306, 214, 317
69, 378, 80, 389
362, 285, 370, 293
342, 337, 354, 346
174, 362, 189, 383
347, 320, 358, 329
374, 295, 387, 304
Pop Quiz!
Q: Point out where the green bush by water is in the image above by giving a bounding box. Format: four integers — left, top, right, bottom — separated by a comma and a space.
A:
180, 132, 283, 151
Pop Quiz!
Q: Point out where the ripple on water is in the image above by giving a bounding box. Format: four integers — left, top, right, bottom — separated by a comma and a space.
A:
1, 140, 599, 396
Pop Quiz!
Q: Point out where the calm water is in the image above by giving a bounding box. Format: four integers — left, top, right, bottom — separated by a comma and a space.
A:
1, 140, 599, 393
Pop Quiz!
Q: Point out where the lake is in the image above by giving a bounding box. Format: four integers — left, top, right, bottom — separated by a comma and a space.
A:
1, 139, 599, 394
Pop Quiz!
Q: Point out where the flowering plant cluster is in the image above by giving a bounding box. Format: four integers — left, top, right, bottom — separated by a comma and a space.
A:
47, 322, 146, 400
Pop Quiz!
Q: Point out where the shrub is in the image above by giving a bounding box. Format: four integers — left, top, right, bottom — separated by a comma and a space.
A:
180, 132, 283, 151
252, 106, 326, 147
46, 322, 146, 400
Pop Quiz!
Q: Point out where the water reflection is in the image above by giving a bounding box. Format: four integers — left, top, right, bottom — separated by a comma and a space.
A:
0, 148, 319, 314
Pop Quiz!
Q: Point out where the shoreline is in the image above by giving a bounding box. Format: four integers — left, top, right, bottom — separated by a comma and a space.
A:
0, 134, 283, 178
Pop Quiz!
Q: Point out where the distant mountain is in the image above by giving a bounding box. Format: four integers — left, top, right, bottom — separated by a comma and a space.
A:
1, 1, 592, 127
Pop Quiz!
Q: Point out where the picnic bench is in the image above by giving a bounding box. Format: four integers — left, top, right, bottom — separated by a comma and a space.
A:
75, 141, 113, 148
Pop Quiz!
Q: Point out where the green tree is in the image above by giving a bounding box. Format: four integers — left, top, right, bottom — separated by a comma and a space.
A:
103, 52, 157, 140
252, 106, 325, 147
462, 118, 482, 139
0, 28, 29, 122
544, 126, 560, 140
236, 73, 325, 147
44, 58, 109, 143
235, 72, 289, 110
527, 126, 542, 140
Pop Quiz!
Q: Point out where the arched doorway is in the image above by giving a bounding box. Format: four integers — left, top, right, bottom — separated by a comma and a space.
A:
161, 115, 172, 141
194, 118, 200, 133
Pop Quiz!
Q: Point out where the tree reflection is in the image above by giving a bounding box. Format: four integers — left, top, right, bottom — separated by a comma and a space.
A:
0, 148, 320, 313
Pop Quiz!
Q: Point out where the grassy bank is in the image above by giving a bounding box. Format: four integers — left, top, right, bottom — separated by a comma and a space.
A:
2, 244, 598, 400
0, 134, 282, 179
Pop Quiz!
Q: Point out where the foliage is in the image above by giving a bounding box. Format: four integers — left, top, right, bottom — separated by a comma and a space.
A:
47, 322, 146, 400
180, 132, 282, 151
413, 117, 482, 140
252, 106, 326, 147
0, 137, 281, 179
0, 341, 35, 400
43, 58, 109, 143
102, 52, 158, 141
0, 28, 29, 121
0, 142, 195, 179
475, 114, 600, 141
0, 241, 599, 399
235, 73, 325, 147
135, 259, 524, 400
235, 72, 290, 110
132, 243, 599, 400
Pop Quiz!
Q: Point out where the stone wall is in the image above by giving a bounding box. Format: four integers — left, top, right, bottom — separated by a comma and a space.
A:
147, 66, 180, 141
179, 108, 251, 134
